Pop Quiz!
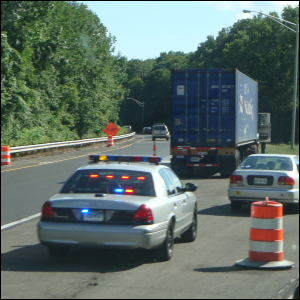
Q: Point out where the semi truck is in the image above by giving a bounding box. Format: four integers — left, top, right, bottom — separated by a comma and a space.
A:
170, 68, 261, 177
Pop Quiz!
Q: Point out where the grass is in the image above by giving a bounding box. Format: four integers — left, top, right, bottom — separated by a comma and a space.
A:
265, 143, 299, 155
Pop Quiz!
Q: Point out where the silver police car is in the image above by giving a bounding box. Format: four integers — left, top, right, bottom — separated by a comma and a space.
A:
38, 155, 198, 261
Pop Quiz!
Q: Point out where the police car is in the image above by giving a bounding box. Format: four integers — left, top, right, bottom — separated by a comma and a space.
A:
38, 155, 198, 261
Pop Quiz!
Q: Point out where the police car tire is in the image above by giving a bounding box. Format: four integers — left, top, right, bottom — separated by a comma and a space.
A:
156, 220, 174, 261
181, 210, 197, 242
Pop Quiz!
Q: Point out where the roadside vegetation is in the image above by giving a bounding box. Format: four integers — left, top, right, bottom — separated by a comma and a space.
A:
1, 1, 299, 147
265, 143, 299, 155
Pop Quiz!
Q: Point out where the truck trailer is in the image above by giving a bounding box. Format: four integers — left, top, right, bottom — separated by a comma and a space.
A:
170, 68, 259, 177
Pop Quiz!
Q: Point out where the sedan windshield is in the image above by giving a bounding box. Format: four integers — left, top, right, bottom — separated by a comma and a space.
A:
238, 156, 293, 171
61, 169, 156, 196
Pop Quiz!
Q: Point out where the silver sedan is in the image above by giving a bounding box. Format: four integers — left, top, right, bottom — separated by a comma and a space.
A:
228, 154, 299, 211
38, 155, 198, 261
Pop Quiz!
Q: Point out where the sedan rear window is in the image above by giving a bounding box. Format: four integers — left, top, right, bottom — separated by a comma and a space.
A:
238, 156, 293, 171
61, 169, 156, 196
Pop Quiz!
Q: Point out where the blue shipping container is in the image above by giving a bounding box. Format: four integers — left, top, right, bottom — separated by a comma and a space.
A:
171, 69, 258, 147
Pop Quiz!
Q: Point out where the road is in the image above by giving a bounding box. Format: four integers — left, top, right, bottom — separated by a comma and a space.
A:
1, 134, 299, 299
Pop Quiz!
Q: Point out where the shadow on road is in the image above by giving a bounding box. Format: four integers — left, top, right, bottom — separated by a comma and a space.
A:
198, 203, 252, 217
193, 264, 291, 273
194, 265, 250, 273
198, 203, 298, 217
178, 173, 226, 181
1, 245, 158, 273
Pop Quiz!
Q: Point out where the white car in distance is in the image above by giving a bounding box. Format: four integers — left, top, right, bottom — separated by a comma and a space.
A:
228, 154, 299, 211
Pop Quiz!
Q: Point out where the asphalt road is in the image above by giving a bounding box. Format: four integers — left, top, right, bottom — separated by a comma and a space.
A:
1, 134, 299, 299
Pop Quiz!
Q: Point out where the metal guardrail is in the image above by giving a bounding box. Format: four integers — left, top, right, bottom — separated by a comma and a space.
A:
9, 132, 136, 154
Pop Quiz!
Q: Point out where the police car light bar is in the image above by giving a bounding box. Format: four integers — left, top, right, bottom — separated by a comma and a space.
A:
89, 155, 162, 163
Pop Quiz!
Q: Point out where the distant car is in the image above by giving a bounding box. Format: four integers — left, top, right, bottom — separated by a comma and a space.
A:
228, 154, 299, 211
143, 127, 152, 134
152, 123, 165, 130
38, 155, 198, 261
123, 125, 132, 133
152, 125, 170, 141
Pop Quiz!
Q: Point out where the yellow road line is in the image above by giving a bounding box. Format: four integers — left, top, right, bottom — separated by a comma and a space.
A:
1, 137, 145, 172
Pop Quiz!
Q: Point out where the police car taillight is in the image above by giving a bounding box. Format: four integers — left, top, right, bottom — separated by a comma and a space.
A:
41, 201, 55, 218
132, 204, 153, 223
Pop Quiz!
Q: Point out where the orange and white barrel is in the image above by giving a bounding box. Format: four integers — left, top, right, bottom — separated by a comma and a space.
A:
236, 197, 294, 269
107, 135, 114, 147
153, 141, 156, 156
249, 200, 283, 261
1, 145, 11, 165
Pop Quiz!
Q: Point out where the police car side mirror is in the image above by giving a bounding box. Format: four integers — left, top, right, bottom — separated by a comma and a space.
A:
185, 183, 198, 192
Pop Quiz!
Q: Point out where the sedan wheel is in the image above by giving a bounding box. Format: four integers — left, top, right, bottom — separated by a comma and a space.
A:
156, 221, 174, 261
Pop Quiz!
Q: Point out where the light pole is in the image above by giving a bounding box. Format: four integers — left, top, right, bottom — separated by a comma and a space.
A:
126, 98, 145, 131
243, 10, 299, 149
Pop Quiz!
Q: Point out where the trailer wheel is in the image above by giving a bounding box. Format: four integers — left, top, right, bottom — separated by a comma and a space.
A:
250, 145, 258, 154
235, 150, 241, 167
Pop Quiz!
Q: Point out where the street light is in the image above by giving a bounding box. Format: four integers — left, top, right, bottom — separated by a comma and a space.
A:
126, 98, 145, 130
243, 10, 299, 149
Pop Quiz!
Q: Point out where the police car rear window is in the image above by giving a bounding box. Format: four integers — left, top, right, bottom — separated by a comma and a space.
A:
61, 169, 156, 196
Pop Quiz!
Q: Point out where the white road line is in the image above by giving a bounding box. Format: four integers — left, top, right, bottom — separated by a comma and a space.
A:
1, 213, 41, 231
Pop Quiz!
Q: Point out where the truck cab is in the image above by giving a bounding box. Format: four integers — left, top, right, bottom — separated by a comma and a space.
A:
258, 113, 271, 153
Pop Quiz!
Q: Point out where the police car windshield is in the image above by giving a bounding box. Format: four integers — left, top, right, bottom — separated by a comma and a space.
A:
60, 169, 156, 196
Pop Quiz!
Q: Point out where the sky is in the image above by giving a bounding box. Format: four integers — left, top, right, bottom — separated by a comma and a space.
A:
81, 1, 299, 61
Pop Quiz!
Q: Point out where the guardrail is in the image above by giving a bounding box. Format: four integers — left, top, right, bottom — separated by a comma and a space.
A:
9, 132, 135, 154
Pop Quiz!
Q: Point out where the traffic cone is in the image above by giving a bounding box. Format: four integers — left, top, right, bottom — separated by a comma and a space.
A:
153, 141, 156, 156
1, 145, 11, 165
236, 197, 294, 269
107, 135, 114, 147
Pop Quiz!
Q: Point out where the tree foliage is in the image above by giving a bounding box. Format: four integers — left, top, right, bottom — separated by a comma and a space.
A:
121, 5, 298, 143
1, 2, 298, 145
1, 1, 128, 145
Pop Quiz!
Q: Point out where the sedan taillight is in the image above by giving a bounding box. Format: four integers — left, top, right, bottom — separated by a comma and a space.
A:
41, 201, 55, 218
278, 176, 295, 185
230, 175, 243, 184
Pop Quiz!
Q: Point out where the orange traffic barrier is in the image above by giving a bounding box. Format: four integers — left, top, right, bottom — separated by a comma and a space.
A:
1, 145, 11, 165
107, 135, 114, 147
249, 199, 283, 262
153, 141, 156, 156
236, 197, 294, 269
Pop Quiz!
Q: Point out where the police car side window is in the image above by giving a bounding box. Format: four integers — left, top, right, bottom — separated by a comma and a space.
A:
164, 169, 184, 194
159, 169, 176, 196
